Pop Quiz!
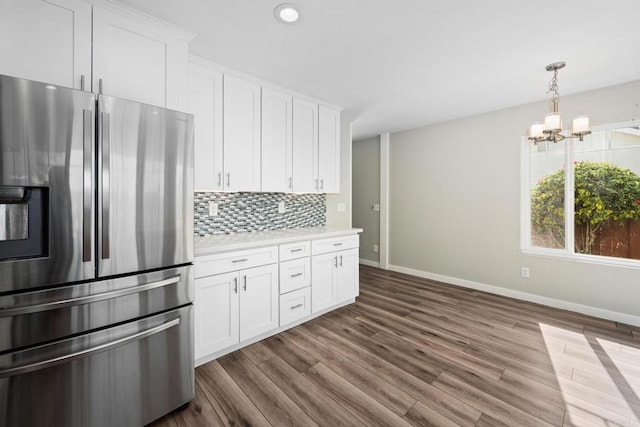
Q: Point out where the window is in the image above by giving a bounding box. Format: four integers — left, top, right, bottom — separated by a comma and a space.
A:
522, 123, 640, 265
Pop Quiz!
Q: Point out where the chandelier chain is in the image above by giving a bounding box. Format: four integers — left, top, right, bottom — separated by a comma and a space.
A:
547, 69, 559, 97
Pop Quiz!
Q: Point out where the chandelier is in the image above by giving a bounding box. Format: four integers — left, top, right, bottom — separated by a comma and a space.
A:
528, 62, 591, 144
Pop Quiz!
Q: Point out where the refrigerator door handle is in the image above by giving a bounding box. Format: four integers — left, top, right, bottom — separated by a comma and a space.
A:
0, 317, 180, 378
82, 109, 93, 262
0, 275, 181, 317
100, 111, 111, 260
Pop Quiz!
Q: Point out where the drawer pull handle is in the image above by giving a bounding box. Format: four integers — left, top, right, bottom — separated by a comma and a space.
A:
333, 243, 343, 246
290, 248, 303, 253
0, 318, 180, 378
232, 258, 248, 263
290, 303, 303, 310
290, 273, 303, 278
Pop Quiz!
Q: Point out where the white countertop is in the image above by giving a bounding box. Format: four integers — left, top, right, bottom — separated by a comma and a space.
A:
195, 226, 363, 257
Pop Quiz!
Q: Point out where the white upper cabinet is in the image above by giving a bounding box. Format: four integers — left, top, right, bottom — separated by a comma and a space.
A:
0, 0, 91, 89
223, 75, 262, 192
261, 87, 293, 192
0, 0, 192, 109
92, 5, 191, 109
318, 105, 341, 193
188, 59, 223, 191
187, 58, 342, 195
292, 98, 319, 193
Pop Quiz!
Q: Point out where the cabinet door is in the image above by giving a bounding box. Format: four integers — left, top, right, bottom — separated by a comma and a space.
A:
0, 0, 91, 89
194, 272, 239, 359
239, 264, 279, 341
292, 98, 319, 193
337, 249, 359, 302
223, 75, 261, 191
318, 106, 341, 193
188, 60, 223, 191
261, 87, 293, 192
92, 5, 186, 108
311, 252, 338, 313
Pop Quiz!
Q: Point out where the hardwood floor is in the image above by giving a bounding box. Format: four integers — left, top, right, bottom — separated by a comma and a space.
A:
150, 265, 640, 426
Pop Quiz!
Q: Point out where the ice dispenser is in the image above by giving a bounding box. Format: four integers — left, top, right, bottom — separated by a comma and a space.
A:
0, 186, 48, 260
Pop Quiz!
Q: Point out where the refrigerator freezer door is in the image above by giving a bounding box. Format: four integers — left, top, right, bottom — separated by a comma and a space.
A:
0, 265, 193, 353
0, 75, 96, 292
0, 305, 194, 427
97, 95, 194, 277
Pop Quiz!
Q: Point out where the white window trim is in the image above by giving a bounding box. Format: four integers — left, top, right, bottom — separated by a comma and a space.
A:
520, 120, 640, 269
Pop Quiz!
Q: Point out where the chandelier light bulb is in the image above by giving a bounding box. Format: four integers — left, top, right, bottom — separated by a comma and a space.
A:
530, 123, 544, 139
573, 116, 589, 134
544, 113, 562, 132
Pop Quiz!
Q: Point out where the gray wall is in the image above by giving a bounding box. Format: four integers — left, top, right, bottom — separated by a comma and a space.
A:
326, 111, 353, 228
388, 79, 640, 319
353, 136, 380, 263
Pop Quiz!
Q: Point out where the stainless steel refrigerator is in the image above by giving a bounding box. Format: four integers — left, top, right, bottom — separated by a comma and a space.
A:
0, 75, 195, 427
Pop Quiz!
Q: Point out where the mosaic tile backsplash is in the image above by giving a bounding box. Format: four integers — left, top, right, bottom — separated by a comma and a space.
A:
194, 192, 326, 235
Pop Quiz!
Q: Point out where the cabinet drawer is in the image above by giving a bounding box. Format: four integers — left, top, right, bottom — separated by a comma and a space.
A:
279, 240, 311, 261
280, 287, 311, 326
311, 235, 359, 255
279, 257, 311, 294
195, 246, 278, 278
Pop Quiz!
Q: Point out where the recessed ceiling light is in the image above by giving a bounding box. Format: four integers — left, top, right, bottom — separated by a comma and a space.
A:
274, 3, 300, 24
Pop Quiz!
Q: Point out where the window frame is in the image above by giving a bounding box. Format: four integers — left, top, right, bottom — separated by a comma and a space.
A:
520, 120, 640, 268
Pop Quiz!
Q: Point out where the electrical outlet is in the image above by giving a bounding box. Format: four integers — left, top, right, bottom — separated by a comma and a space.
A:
278, 201, 286, 213
208, 201, 218, 217
373, 244, 379, 253
521, 267, 530, 278
372, 204, 380, 212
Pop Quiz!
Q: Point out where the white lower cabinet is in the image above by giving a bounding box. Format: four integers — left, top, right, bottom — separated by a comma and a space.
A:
195, 233, 359, 363
194, 254, 278, 361
336, 248, 359, 301
311, 248, 359, 313
194, 272, 239, 360
239, 264, 279, 341
311, 252, 339, 313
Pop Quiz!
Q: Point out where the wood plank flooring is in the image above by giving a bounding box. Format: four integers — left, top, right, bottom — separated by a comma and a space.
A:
149, 265, 640, 426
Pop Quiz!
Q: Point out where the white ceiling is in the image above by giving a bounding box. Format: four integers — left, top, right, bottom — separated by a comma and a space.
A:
115, 0, 640, 141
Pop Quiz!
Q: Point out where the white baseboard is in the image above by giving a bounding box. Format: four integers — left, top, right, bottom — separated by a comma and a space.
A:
388, 264, 640, 328
359, 258, 380, 268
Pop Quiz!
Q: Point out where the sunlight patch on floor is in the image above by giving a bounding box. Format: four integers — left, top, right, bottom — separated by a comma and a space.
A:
539, 323, 640, 426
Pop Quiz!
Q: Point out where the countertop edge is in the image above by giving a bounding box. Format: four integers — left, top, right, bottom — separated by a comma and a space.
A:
195, 228, 363, 258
